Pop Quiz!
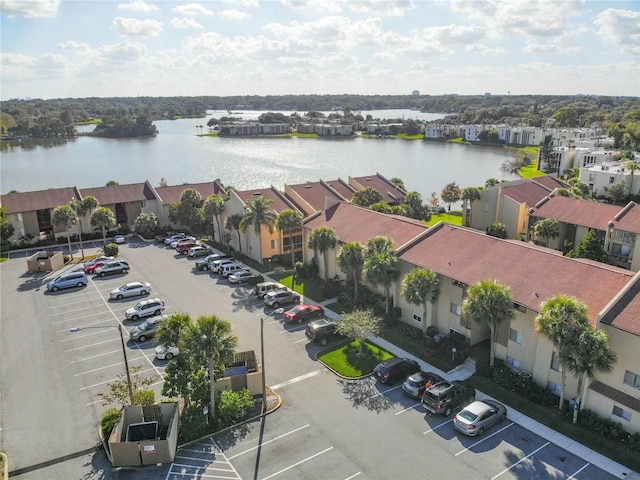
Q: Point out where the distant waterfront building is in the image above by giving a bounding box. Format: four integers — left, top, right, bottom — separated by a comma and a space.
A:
412, 90, 420, 96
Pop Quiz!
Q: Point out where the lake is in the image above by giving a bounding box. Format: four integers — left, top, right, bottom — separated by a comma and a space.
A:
0, 110, 519, 198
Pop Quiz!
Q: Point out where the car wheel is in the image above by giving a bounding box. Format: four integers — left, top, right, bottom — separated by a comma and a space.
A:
100, 272, 106, 277
317, 311, 323, 317
273, 302, 280, 309
77, 282, 84, 287
52, 286, 59, 292
140, 290, 147, 296
165, 353, 174, 360
500, 412, 506, 422
138, 335, 146, 342
478, 427, 485, 436
297, 318, 302, 324
154, 310, 161, 316
320, 338, 328, 346
121, 269, 127, 274
117, 294, 123, 300
132, 314, 139, 321
444, 407, 452, 417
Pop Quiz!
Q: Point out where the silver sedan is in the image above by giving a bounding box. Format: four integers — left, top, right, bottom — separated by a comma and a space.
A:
453, 399, 507, 436
109, 281, 151, 300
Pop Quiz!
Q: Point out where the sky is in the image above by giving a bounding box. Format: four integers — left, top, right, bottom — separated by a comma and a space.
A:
1, 0, 639, 100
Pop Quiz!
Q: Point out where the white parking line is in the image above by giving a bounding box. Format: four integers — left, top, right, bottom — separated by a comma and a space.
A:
293, 338, 307, 343
372, 384, 402, 398
567, 462, 590, 479
74, 356, 146, 376
344, 473, 361, 480
227, 424, 310, 460
281, 325, 305, 333
491, 441, 550, 480
70, 348, 123, 363
57, 318, 114, 332
261, 447, 333, 480
64, 337, 119, 352
53, 311, 110, 325
423, 418, 454, 434
79, 367, 158, 391
395, 402, 421, 415
49, 304, 105, 316
271, 369, 325, 390
454, 422, 514, 456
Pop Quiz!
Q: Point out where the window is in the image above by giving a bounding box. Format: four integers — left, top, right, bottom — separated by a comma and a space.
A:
609, 177, 615, 184
624, 370, 640, 389
140, 200, 146, 209
450, 303, 461, 316
509, 329, 523, 344
412, 313, 422, 324
551, 352, 563, 372
506, 356, 520, 369
547, 381, 561, 395
612, 406, 632, 422
513, 303, 526, 313
484, 202, 488, 213
15, 212, 22, 222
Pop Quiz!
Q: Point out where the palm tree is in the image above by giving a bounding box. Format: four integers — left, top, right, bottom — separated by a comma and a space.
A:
564, 325, 616, 421
156, 313, 192, 351
277, 209, 302, 268
461, 187, 481, 227
51, 205, 78, 260
203, 194, 225, 243
534, 218, 560, 247
363, 251, 398, 314
337, 241, 365, 303
240, 196, 278, 258
624, 161, 640, 195
535, 295, 590, 410
71, 195, 99, 259
225, 214, 243, 253
461, 280, 514, 367
183, 315, 238, 422
91, 206, 116, 249
401, 268, 440, 333
307, 226, 339, 280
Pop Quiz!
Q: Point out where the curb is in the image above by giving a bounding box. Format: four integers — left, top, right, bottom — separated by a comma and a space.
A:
1, 452, 7, 480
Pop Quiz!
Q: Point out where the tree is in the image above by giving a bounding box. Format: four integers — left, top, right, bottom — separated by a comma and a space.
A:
534, 218, 560, 247
51, 205, 78, 260
71, 195, 99, 258
183, 315, 238, 422
390, 177, 406, 190
539, 134, 556, 173
401, 268, 440, 333
307, 226, 339, 281
624, 161, 640, 195
91, 206, 116, 248
486, 222, 507, 239
564, 325, 616, 422
105, 180, 119, 186
0, 206, 15, 241
570, 229, 608, 262
335, 309, 383, 356
170, 188, 204, 232
485, 178, 499, 188
133, 212, 159, 238
461, 187, 480, 226
239, 195, 277, 257
370, 202, 393, 214
98, 365, 156, 407
337, 241, 365, 303
462, 280, 514, 367
203, 194, 225, 243
277, 209, 303, 267
604, 181, 627, 205
351, 187, 383, 208
552, 107, 579, 127
363, 237, 398, 314
403, 191, 428, 220
156, 313, 191, 353
441, 182, 462, 211
225, 214, 243, 253
535, 295, 590, 410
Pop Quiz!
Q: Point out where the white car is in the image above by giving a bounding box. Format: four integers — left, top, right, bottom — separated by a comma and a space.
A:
228, 270, 253, 284
109, 281, 151, 300
164, 233, 187, 245
155, 344, 179, 360
114, 235, 126, 244
125, 298, 165, 320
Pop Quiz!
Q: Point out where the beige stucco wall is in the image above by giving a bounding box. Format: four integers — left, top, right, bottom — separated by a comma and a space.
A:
470, 188, 499, 232
498, 197, 523, 239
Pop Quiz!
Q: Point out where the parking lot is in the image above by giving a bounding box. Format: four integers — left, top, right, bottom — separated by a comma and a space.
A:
1, 236, 623, 478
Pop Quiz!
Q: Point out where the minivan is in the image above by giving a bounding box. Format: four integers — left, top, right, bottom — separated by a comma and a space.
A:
47, 271, 89, 292
220, 263, 244, 277
254, 281, 286, 298
305, 318, 340, 346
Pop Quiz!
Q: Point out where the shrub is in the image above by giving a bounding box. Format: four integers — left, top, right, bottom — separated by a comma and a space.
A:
100, 408, 121, 441
628, 432, 640, 453
215, 389, 255, 430
179, 404, 209, 442
104, 243, 119, 256
322, 276, 343, 298
384, 306, 401, 326
133, 390, 155, 406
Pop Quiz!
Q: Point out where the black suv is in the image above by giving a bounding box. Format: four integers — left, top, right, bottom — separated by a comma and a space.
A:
373, 357, 420, 385
421, 381, 475, 417
305, 318, 340, 346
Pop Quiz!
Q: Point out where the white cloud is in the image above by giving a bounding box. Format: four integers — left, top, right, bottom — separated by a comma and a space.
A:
95, 41, 148, 66
172, 3, 214, 16
57, 41, 91, 54
347, 0, 416, 17
280, 0, 343, 14
117, 0, 158, 12
374, 50, 397, 61
426, 24, 488, 45
521, 43, 581, 55
219, 9, 247, 20
224, 0, 259, 7
171, 17, 204, 29
111, 17, 163, 38
0, 0, 60, 18
595, 8, 640, 57
465, 43, 508, 56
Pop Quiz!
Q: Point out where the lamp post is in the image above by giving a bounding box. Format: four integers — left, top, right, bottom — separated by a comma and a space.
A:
261, 317, 267, 414
70, 324, 134, 404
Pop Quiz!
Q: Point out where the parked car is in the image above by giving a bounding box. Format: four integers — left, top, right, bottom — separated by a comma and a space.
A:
421, 381, 476, 417
454, 400, 507, 436
95, 261, 130, 277
373, 357, 421, 385
171, 237, 196, 249
176, 241, 197, 254
195, 253, 229, 270
264, 289, 300, 308
305, 318, 340, 345
283, 303, 324, 324
210, 258, 237, 274
246, 273, 265, 286
46, 271, 88, 292
228, 270, 254, 284
125, 298, 165, 320
187, 246, 209, 257
401, 371, 444, 399
83, 256, 114, 268
155, 231, 178, 243
254, 281, 286, 298
164, 233, 188, 245
113, 235, 126, 244
84, 260, 108, 274
219, 263, 245, 277
109, 281, 151, 300
155, 344, 179, 360
128, 314, 168, 342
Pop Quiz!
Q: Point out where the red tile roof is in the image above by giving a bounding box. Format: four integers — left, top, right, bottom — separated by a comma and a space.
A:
530, 194, 623, 231
609, 202, 640, 234
287, 181, 347, 215
236, 187, 296, 214
500, 179, 555, 206
600, 273, 640, 335
80, 182, 156, 205
1, 186, 81, 214
399, 223, 633, 325
323, 179, 355, 201
304, 202, 428, 249
155, 181, 225, 205
349, 173, 407, 204
531, 176, 567, 190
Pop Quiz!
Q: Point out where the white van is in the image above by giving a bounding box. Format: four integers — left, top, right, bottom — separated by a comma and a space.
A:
219, 263, 245, 278
47, 271, 88, 292
254, 281, 286, 298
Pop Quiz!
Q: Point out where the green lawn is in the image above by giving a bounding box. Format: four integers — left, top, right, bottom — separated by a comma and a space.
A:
425, 211, 463, 227
270, 273, 328, 301
319, 340, 393, 377
518, 163, 546, 178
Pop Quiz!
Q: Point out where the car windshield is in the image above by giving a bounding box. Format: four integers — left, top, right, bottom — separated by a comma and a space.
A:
138, 321, 151, 331
135, 303, 146, 311
457, 410, 479, 422
406, 379, 421, 387
376, 364, 389, 375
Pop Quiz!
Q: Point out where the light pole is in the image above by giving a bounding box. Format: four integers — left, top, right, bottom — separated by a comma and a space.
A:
70, 324, 134, 404
261, 317, 267, 414
71, 197, 85, 260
